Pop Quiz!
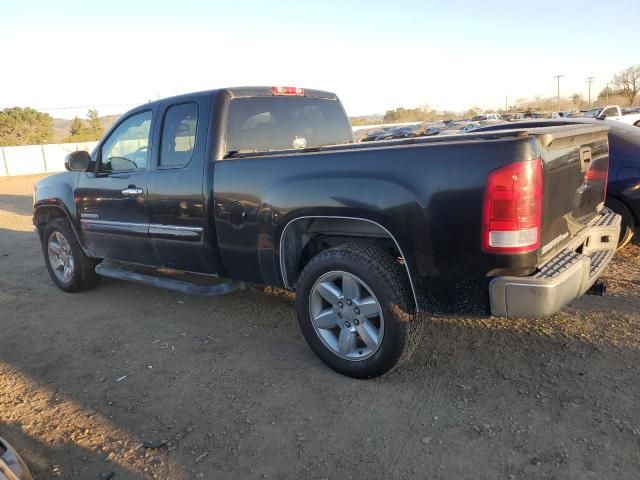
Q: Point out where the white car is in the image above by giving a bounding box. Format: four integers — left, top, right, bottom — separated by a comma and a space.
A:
581, 105, 640, 127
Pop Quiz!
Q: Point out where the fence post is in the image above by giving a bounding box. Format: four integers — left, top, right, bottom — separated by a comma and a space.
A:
1, 147, 8, 176
41, 144, 48, 172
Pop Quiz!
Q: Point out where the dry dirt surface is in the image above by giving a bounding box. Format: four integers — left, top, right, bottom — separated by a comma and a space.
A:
1, 174, 639, 480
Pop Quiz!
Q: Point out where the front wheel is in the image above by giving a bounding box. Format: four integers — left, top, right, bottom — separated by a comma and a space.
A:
295, 243, 422, 378
42, 217, 100, 292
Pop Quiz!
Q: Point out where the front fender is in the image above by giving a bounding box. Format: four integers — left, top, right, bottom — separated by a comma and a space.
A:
33, 172, 87, 251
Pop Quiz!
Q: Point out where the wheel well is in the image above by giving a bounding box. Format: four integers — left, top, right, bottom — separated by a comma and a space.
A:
280, 217, 417, 308
34, 206, 69, 240
607, 194, 638, 226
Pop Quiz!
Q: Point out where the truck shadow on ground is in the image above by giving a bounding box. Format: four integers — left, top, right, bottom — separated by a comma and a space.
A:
0, 194, 33, 217
1, 224, 640, 479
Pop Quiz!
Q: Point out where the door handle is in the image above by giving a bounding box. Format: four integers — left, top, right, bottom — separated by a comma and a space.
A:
122, 187, 143, 196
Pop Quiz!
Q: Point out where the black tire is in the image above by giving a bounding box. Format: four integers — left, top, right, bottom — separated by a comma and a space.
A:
605, 196, 635, 249
42, 217, 100, 292
295, 243, 423, 378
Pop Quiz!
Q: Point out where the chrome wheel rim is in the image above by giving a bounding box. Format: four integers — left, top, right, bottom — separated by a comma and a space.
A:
47, 231, 74, 284
309, 271, 384, 361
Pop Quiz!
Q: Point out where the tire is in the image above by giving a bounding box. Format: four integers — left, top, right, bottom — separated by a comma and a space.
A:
295, 243, 422, 378
605, 196, 635, 249
42, 217, 100, 292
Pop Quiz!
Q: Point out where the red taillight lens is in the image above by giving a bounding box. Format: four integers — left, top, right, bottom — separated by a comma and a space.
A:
270, 86, 304, 96
482, 158, 543, 253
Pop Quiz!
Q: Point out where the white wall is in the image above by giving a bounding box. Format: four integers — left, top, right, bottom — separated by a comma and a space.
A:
0, 142, 98, 176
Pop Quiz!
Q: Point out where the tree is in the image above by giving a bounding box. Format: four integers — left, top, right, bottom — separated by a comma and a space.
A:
612, 65, 640, 106
0, 107, 53, 146
571, 93, 584, 110
69, 117, 85, 137
87, 109, 103, 137
64, 109, 104, 142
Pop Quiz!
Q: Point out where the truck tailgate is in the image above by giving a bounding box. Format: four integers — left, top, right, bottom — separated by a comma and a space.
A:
532, 125, 610, 257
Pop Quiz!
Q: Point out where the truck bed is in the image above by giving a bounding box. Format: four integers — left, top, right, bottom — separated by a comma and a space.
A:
214, 124, 610, 312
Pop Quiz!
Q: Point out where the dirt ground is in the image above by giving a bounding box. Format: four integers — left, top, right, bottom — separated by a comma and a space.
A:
1, 174, 639, 480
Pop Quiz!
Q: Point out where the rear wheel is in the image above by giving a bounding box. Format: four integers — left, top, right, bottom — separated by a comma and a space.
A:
295, 243, 422, 378
42, 217, 100, 292
606, 196, 635, 248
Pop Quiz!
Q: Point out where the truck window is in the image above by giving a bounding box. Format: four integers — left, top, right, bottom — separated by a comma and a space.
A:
160, 103, 198, 168
226, 97, 353, 156
100, 111, 152, 172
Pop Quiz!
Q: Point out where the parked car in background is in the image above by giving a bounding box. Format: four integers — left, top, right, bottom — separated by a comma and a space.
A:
377, 125, 419, 140
438, 121, 482, 135
550, 111, 572, 118
475, 118, 640, 247
33, 86, 619, 378
0, 437, 33, 480
499, 113, 516, 121
574, 106, 640, 126
472, 113, 501, 121
360, 128, 388, 142
420, 122, 447, 136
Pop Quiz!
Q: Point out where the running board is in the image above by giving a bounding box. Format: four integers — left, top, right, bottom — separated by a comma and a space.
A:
95, 261, 244, 296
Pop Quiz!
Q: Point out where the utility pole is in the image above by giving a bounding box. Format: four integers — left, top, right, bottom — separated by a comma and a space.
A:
505, 95, 508, 111
586, 76, 594, 106
553, 74, 564, 111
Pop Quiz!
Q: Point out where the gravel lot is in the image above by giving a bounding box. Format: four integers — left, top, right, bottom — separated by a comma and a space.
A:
1, 174, 639, 479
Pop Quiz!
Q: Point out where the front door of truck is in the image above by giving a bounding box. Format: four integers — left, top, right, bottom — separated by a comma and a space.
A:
76, 109, 158, 265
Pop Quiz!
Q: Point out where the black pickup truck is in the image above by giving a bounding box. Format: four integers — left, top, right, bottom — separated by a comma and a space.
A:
33, 86, 620, 378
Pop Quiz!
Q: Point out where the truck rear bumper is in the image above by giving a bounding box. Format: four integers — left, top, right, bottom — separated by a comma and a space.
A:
489, 210, 621, 318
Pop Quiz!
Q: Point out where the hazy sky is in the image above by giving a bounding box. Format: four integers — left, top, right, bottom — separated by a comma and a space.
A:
1, 0, 638, 119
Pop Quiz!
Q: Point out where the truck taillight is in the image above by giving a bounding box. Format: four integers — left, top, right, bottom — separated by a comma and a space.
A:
270, 86, 304, 96
482, 159, 543, 253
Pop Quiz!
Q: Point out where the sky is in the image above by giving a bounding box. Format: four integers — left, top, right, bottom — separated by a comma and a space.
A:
0, 0, 638, 119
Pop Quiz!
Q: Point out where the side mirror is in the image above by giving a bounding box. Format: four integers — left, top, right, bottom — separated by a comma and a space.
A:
65, 150, 91, 171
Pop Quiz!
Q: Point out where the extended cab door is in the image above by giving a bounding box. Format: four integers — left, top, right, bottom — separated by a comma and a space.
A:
76, 109, 158, 265
146, 93, 220, 274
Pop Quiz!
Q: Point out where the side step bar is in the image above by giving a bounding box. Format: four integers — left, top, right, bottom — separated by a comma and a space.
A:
95, 261, 244, 296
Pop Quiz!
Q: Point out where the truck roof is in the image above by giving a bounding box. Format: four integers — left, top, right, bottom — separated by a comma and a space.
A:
137, 87, 339, 113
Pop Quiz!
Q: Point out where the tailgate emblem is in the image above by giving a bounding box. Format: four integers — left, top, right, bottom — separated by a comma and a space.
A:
579, 147, 592, 172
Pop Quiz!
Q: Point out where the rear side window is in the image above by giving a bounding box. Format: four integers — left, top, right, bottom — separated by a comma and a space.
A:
226, 97, 353, 156
160, 103, 198, 168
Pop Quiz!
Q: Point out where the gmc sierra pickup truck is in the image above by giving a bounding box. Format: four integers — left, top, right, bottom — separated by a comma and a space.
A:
33, 86, 620, 378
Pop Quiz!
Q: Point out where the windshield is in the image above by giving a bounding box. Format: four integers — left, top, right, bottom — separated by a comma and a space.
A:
226, 96, 353, 155
583, 108, 603, 118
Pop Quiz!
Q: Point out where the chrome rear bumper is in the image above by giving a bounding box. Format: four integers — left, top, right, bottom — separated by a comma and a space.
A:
489, 210, 621, 318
